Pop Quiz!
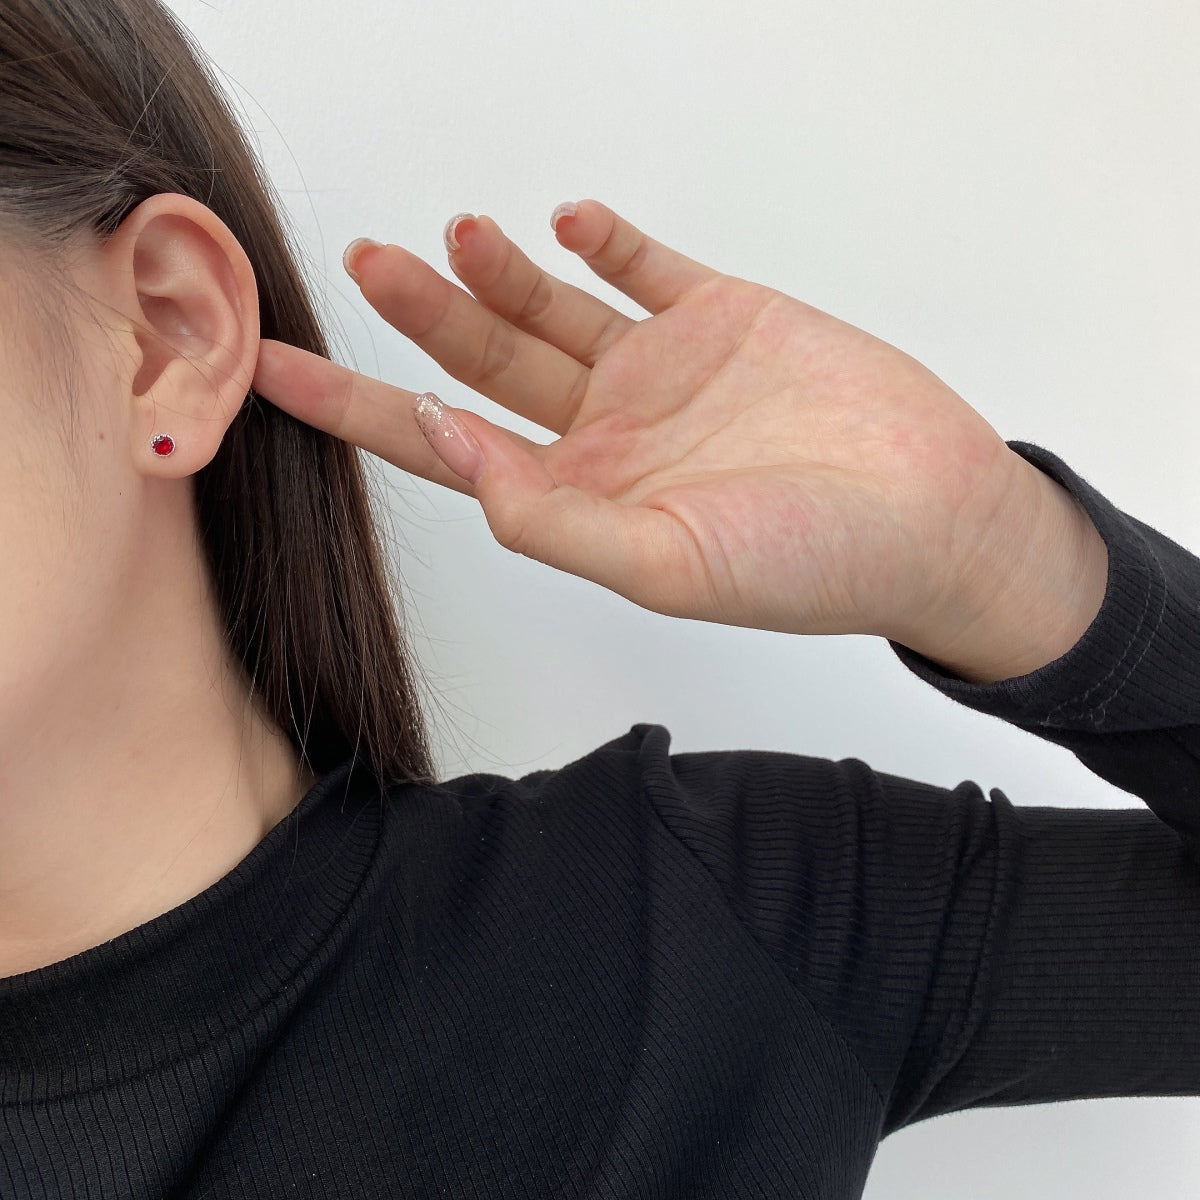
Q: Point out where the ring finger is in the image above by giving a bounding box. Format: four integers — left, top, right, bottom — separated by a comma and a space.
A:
354, 242, 591, 436
445, 212, 636, 368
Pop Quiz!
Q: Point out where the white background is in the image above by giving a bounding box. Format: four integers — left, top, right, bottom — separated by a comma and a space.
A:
167, 1, 1200, 1194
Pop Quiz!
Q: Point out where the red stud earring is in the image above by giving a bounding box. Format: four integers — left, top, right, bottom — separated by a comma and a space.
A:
150, 433, 175, 457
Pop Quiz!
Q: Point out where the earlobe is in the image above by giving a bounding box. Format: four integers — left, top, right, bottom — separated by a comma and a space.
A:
112, 192, 259, 476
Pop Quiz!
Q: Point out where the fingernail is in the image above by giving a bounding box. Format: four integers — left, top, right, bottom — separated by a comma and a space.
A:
550, 201, 578, 233
413, 392, 487, 485
443, 212, 476, 255
343, 237, 383, 284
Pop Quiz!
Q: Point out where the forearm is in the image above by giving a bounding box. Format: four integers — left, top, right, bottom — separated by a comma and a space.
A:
896, 456, 1110, 686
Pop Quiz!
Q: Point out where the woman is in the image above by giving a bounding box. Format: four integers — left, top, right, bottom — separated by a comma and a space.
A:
1, 1, 1196, 1197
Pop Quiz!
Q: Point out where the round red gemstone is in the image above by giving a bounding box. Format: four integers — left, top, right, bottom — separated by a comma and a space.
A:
151, 434, 175, 456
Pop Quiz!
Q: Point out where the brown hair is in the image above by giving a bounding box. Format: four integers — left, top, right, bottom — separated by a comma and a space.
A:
0, 0, 438, 789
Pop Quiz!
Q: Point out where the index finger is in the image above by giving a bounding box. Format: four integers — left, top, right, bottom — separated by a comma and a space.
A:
250, 339, 544, 498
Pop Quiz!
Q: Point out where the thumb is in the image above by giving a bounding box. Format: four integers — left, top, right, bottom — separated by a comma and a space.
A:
413, 393, 688, 614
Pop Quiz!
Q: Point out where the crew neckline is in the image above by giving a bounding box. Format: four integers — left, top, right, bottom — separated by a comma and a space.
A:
0, 752, 384, 1103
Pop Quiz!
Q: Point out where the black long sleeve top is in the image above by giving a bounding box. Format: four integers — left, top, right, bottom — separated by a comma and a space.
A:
1, 440, 1197, 1199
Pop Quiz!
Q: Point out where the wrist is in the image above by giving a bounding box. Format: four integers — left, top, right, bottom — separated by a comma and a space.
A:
895, 455, 1109, 686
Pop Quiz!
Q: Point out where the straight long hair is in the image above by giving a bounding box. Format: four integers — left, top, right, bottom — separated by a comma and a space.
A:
0, 0, 438, 790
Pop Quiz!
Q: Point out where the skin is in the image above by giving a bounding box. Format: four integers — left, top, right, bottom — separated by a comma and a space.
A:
255, 199, 1109, 683
0, 193, 316, 980
0, 195, 1105, 979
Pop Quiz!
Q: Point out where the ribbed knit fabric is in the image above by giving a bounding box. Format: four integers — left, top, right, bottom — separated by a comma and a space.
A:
1, 439, 1197, 1199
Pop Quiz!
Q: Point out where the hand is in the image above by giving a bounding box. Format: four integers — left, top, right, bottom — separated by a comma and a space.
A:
251, 200, 1034, 645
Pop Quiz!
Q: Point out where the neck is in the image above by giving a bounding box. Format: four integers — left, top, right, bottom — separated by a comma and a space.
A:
0, 508, 319, 980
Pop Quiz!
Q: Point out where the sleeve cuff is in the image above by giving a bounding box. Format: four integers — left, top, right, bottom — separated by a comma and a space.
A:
887, 440, 1195, 733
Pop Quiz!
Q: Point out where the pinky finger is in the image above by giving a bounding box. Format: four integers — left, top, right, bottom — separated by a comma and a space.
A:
552, 199, 719, 315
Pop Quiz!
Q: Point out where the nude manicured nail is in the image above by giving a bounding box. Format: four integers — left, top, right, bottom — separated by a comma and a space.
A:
550, 201, 578, 232
413, 392, 487, 485
343, 237, 382, 284
443, 212, 476, 254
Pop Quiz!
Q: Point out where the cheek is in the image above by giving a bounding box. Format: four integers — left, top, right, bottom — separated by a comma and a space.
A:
0, 400, 123, 752
0, 460, 83, 755
0, 291, 146, 745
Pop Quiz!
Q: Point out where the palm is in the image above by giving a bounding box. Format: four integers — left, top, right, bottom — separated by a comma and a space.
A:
253, 201, 1019, 643
540, 275, 1010, 638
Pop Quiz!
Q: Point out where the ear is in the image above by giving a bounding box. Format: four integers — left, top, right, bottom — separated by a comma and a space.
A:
99, 192, 260, 477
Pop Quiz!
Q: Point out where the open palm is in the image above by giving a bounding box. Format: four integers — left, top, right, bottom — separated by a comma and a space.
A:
252, 200, 1030, 645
